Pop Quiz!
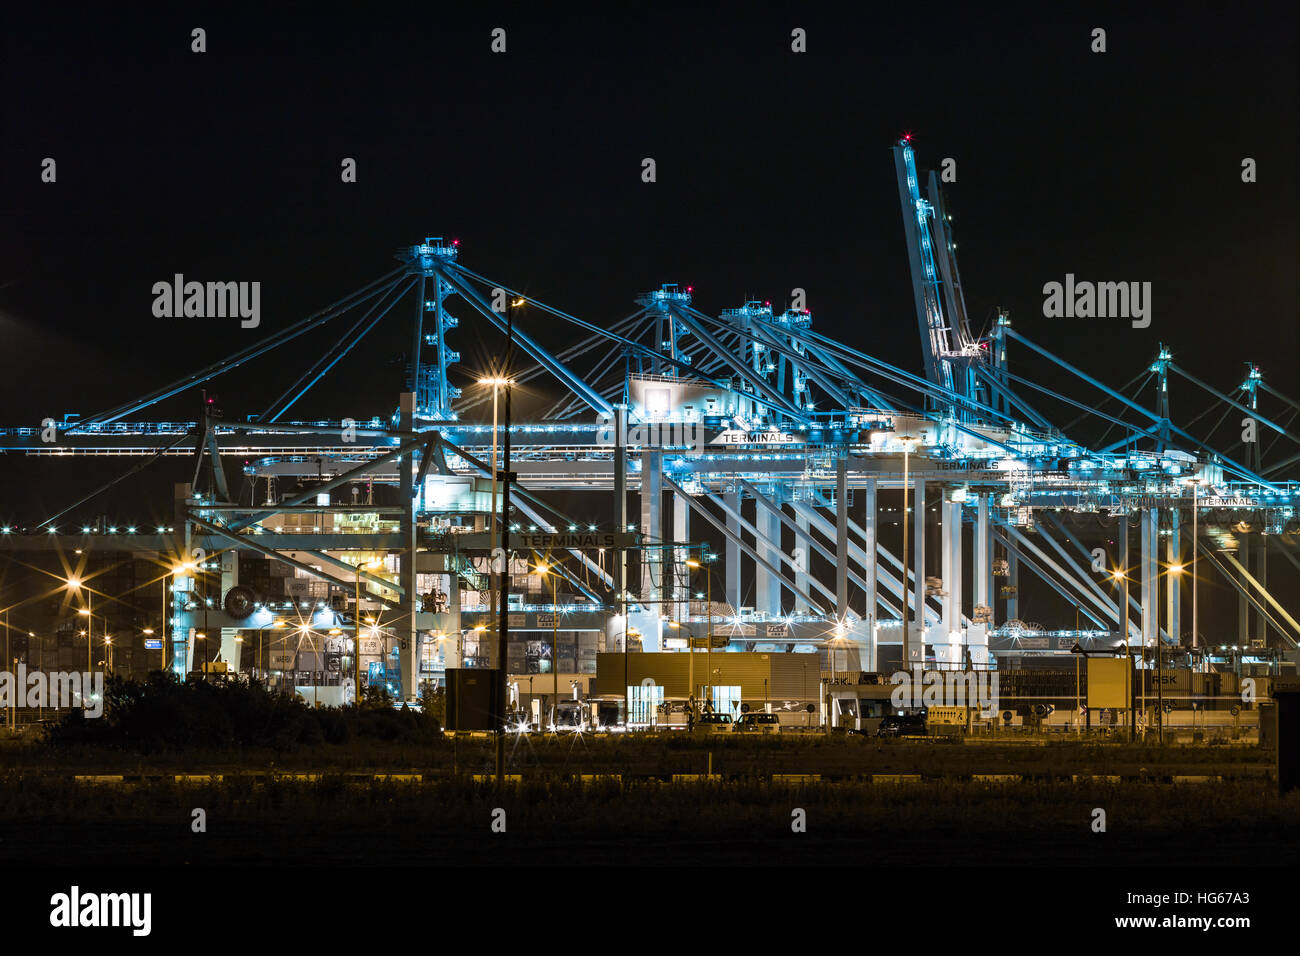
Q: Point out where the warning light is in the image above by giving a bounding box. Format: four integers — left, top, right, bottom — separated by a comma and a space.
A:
686, 286, 693, 292
903, 133, 912, 142
452, 239, 460, 246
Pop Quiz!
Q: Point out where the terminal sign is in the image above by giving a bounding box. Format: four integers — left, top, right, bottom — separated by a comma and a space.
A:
710, 429, 800, 445
514, 532, 637, 550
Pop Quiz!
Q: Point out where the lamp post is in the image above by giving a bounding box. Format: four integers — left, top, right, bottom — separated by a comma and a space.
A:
5, 609, 11, 730
535, 558, 561, 732
1158, 562, 1186, 741
1187, 478, 1202, 666
898, 435, 918, 672
478, 376, 512, 641
75, 586, 93, 686
495, 298, 523, 784
68, 579, 106, 709
352, 558, 384, 709
685, 557, 716, 716
30, 631, 41, 723
1111, 565, 1134, 740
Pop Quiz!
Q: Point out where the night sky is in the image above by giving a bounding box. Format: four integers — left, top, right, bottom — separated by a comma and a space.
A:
1, 5, 1296, 630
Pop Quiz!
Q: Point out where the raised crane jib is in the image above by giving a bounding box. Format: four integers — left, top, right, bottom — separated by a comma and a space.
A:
892, 138, 982, 416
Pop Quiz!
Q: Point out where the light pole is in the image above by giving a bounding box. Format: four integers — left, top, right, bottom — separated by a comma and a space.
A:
352, 558, 384, 708
1111, 565, 1134, 740
535, 557, 562, 732
478, 376, 512, 641
898, 435, 918, 672
68, 579, 107, 708
495, 297, 522, 784
685, 557, 716, 716
5, 609, 11, 730
1187, 477, 1202, 666
30, 631, 41, 722
1158, 561, 1185, 741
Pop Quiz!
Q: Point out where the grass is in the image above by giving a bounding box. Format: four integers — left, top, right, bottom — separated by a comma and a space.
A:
0, 730, 1274, 776
0, 775, 1293, 866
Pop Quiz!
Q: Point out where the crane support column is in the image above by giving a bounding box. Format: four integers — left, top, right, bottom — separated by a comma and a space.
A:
1167, 508, 1181, 645
173, 483, 197, 676
398, 391, 419, 699
219, 549, 242, 672
641, 450, 663, 607
1256, 535, 1269, 646
1238, 533, 1250, 646
862, 478, 878, 627
755, 485, 783, 618
941, 494, 963, 668
725, 488, 741, 611
613, 406, 628, 652
1005, 551, 1019, 622
974, 493, 991, 612
794, 511, 812, 613
1141, 507, 1159, 651
673, 491, 690, 624
836, 458, 849, 619
912, 476, 927, 662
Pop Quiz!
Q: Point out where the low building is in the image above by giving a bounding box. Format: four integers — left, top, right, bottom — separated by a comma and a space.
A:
592, 651, 821, 725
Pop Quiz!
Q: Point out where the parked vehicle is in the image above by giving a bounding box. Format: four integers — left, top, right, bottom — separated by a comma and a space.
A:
735, 712, 781, 733
876, 713, 927, 737
695, 713, 733, 733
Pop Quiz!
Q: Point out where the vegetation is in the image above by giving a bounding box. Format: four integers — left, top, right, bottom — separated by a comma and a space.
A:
43, 672, 442, 754
0, 775, 1294, 866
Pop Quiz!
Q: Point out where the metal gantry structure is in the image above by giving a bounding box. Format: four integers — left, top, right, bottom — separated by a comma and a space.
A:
2, 138, 1298, 699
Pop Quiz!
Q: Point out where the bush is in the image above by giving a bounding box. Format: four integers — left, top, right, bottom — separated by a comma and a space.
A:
44, 673, 440, 754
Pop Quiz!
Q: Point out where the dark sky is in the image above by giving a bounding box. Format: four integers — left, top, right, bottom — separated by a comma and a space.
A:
1, 4, 1296, 631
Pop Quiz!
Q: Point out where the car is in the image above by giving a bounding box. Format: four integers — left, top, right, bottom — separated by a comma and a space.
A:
695, 713, 733, 732
876, 713, 927, 737
735, 712, 781, 733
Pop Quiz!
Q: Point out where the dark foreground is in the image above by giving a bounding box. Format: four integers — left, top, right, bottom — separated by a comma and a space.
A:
1, 774, 1294, 867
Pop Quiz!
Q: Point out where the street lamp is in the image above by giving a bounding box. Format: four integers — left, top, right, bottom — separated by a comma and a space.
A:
897, 435, 918, 672
1185, 477, 1203, 665
1157, 562, 1187, 741
495, 297, 524, 784
68, 579, 105, 707
1109, 565, 1135, 739
477, 375, 514, 649
352, 557, 384, 708
685, 556, 718, 718
535, 559, 562, 733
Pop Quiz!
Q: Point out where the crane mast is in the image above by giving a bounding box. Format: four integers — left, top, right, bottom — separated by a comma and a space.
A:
892, 137, 985, 422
